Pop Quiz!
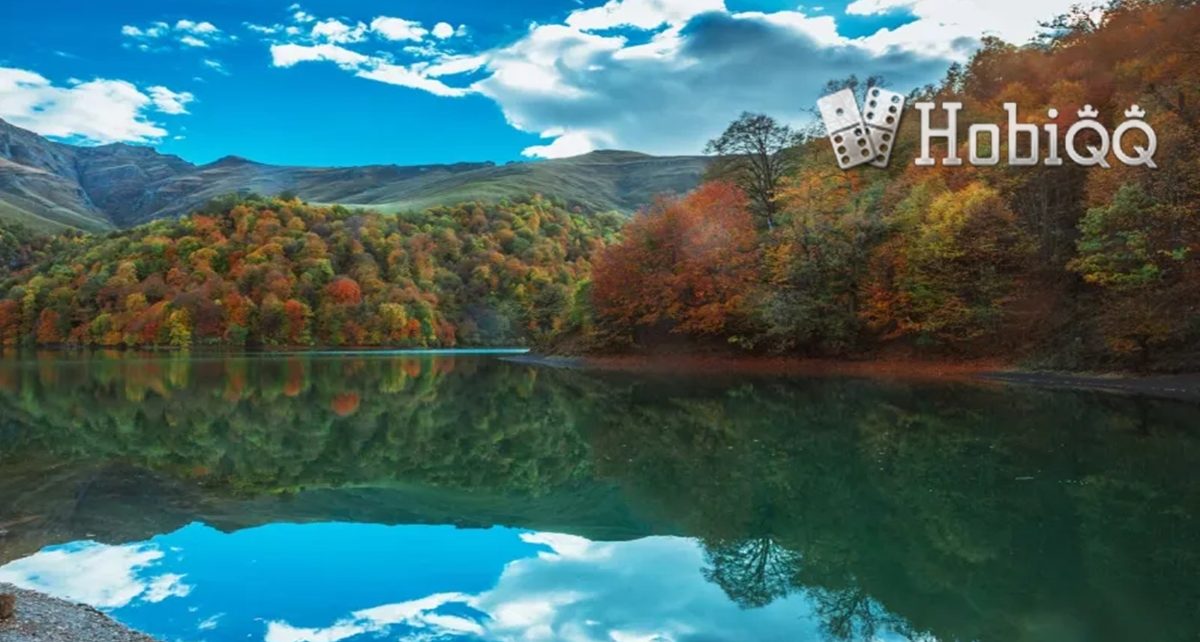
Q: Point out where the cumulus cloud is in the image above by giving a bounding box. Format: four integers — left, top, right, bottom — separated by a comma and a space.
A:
468, 0, 1096, 158
473, 9, 952, 158
0, 67, 192, 143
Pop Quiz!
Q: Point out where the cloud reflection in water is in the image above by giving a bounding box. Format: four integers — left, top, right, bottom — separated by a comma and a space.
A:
0, 523, 848, 642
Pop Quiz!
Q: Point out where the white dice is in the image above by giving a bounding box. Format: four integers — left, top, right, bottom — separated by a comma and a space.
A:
817, 86, 906, 170
862, 87, 905, 168
817, 89, 876, 170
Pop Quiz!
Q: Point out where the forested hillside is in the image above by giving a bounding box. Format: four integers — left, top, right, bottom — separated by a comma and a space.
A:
0, 195, 620, 347
592, 0, 1200, 371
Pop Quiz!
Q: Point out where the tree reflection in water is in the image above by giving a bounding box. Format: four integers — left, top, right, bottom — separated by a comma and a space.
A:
1, 351, 1198, 642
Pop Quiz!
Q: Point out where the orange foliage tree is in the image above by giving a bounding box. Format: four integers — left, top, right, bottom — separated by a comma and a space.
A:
592, 182, 761, 342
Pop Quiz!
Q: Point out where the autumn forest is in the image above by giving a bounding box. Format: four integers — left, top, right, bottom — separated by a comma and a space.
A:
1, 0, 1198, 372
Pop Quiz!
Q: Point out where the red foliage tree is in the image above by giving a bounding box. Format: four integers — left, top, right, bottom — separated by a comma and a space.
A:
35, 309, 62, 344
0, 300, 20, 345
330, 391, 361, 416
326, 276, 363, 306
283, 299, 310, 344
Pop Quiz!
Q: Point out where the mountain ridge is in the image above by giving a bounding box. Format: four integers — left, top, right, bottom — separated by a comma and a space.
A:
0, 118, 708, 232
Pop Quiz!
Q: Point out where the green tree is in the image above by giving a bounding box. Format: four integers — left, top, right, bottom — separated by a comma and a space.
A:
704, 113, 803, 229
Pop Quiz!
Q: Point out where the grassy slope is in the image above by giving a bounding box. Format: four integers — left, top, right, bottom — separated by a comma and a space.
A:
151, 151, 708, 222
366, 151, 708, 214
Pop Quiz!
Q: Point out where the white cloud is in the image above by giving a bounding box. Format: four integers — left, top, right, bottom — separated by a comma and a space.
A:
270, 44, 370, 69
311, 18, 367, 44
246, 23, 281, 35
0, 541, 191, 609
264, 592, 474, 642
251, 0, 1084, 158
123, 18, 224, 49
421, 54, 489, 78
265, 621, 365, 642
268, 42, 369, 69
144, 572, 193, 602
147, 85, 195, 114
522, 131, 603, 159
132, 21, 170, 39
355, 63, 472, 98
0, 67, 191, 144
202, 58, 229, 75
264, 532, 826, 642
176, 19, 220, 35
471, 8, 873, 158
369, 16, 428, 42
197, 614, 223, 631
850, 0, 1081, 57
566, 0, 725, 31
262, 10, 479, 98
456, 0, 1084, 157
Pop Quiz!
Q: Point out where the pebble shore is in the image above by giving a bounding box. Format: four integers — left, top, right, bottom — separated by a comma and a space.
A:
0, 584, 158, 642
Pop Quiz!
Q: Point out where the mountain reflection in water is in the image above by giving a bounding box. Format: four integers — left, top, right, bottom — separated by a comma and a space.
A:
0, 351, 1197, 642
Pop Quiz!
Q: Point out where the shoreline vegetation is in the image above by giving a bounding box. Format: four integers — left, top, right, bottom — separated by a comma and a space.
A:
1, 0, 1198, 374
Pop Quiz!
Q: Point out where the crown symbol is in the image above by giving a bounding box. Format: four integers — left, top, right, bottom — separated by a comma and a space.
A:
1078, 105, 1100, 119
1125, 104, 1146, 119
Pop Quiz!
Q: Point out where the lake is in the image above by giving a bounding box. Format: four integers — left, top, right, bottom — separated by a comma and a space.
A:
0, 352, 1198, 642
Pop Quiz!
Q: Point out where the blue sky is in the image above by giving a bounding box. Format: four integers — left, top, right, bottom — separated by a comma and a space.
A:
0, 0, 1079, 167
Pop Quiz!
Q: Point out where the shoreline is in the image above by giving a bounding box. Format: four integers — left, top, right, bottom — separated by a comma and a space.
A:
0, 584, 157, 642
9, 349, 1200, 402
978, 370, 1200, 402
509, 354, 1200, 402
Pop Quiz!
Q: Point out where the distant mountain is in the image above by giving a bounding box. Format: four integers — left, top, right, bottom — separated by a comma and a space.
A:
0, 118, 708, 232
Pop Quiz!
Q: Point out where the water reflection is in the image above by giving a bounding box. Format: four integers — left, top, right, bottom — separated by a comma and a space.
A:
0, 522, 837, 642
0, 352, 1198, 642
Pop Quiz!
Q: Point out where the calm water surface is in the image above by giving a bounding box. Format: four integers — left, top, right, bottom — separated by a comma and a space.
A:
0, 352, 1198, 642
